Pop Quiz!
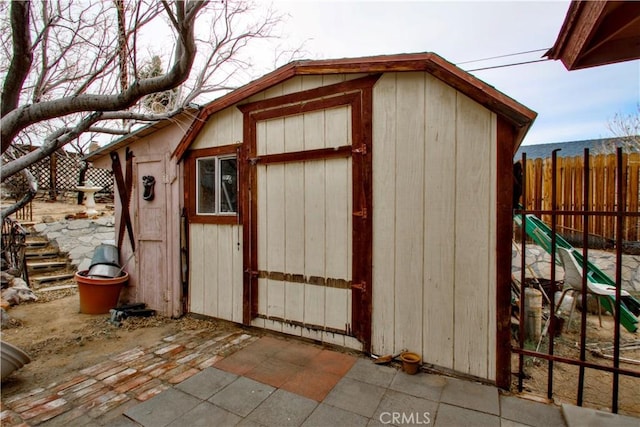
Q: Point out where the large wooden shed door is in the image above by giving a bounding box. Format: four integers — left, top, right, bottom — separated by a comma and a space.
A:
240, 75, 378, 349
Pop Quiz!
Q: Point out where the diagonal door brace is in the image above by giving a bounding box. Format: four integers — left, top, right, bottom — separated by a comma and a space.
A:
111, 150, 136, 251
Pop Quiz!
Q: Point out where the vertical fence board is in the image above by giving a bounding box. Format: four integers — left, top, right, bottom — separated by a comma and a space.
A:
626, 153, 639, 241
521, 153, 639, 243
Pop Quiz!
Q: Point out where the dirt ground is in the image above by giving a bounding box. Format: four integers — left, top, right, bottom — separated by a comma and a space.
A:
0, 291, 241, 398
2, 200, 639, 417
19, 198, 115, 222
511, 313, 640, 418
2, 199, 241, 399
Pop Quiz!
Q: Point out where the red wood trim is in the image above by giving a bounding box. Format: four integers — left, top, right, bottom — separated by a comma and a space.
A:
495, 117, 516, 389
173, 65, 297, 160
242, 113, 258, 324
249, 123, 259, 320
183, 143, 242, 160
241, 74, 380, 335
184, 157, 193, 223
252, 145, 352, 165
238, 74, 382, 113
254, 314, 351, 336
184, 144, 241, 225
175, 53, 536, 160
188, 215, 238, 225
547, 1, 607, 69
351, 85, 373, 353
249, 92, 360, 122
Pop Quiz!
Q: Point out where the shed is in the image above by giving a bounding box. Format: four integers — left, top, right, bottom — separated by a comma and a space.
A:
88, 52, 536, 387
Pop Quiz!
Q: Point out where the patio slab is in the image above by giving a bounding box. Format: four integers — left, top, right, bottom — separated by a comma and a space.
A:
322, 376, 387, 418
244, 389, 318, 427
434, 403, 501, 426
439, 376, 500, 415
175, 367, 237, 400
123, 388, 200, 427
8, 331, 634, 426
562, 403, 639, 427
208, 376, 275, 417
500, 394, 565, 427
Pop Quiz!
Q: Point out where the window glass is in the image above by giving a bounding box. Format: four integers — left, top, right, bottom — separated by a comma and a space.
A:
197, 157, 216, 214
219, 157, 238, 213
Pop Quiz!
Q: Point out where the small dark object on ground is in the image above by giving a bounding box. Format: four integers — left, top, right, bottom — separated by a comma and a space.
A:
109, 302, 156, 326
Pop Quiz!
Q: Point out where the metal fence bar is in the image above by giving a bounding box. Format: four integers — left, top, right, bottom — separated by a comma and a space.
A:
577, 148, 589, 406
612, 147, 624, 413
512, 148, 639, 414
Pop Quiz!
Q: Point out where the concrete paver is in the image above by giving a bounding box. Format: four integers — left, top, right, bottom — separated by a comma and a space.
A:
124, 388, 200, 427
4, 327, 638, 426
372, 389, 439, 425
388, 370, 446, 401
345, 358, 396, 388
208, 376, 274, 417
301, 403, 368, 427
322, 377, 387, 418
165, 401, 240, 427
561, 403, 639, 427
500, 394, 565, 427
434, 403, 500, 426
439, 376, 500, 415
175, 368, 237, 400
244, 389, 317, 427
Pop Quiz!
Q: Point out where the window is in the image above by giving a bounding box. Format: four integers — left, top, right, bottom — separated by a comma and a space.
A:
196, 155, 237, 214
185, 144, 240, 224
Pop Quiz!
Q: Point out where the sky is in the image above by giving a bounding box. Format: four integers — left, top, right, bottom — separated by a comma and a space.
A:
259, 0, 639, 146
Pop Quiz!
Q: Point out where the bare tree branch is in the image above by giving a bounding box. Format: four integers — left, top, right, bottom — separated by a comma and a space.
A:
1, 0, 32, 116
0, 0, 304, 216
1, 168, 38, 222
2, 112, 103, 181
1, 0, 206, 153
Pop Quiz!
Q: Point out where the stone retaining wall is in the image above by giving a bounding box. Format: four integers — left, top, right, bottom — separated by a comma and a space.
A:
33, 217, 115, 272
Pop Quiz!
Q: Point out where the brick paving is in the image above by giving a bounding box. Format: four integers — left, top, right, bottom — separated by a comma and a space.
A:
0, 329, 257, 426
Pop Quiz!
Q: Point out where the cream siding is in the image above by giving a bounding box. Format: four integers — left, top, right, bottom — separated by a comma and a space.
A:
255, 107, 352, 335
371, 72, 498, 380
190, 74, 359, 341
188, 223, 244, 324
187, 70, 500, 378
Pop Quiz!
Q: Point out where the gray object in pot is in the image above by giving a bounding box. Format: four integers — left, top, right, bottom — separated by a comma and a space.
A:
90, 244, 120, 268
88, 264, 123, 278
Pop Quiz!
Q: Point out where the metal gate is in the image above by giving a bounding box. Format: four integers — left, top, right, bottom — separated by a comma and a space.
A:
512, 147, 640, 414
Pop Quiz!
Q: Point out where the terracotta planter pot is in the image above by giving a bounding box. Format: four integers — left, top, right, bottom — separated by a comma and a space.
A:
399, 351, 421, 375
75, 270, 128, 314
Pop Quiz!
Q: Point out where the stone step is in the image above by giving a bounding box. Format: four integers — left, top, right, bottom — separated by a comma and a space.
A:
25, 250, 60, 259
27, 261, 68, 272
32, 273, 76, 286
25, 240, 49, 249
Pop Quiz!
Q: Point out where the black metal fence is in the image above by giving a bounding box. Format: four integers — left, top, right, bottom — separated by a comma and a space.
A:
512, 147, 640, 415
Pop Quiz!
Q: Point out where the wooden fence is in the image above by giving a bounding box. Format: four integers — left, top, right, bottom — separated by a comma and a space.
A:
520, 152, 640, 242
3, 149, 113, 200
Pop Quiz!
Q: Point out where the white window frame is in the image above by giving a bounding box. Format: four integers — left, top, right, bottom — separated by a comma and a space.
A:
195, 154, 237, 215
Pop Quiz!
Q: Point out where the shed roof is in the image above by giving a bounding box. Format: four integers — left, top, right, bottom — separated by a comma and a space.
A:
546, 1, 640, 70
86, 53, 537, 163
173, 52, 536, 159
85, 107, 198, 162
